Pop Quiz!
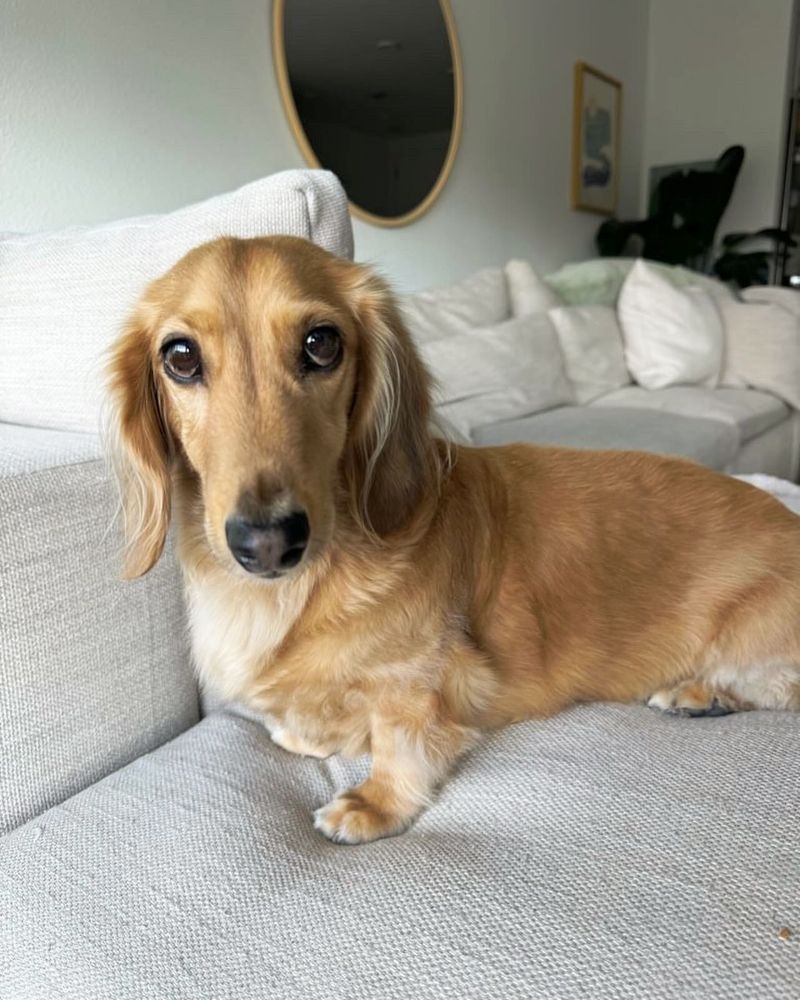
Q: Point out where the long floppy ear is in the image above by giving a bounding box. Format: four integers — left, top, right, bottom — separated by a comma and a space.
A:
106, 308, 172, 579
342, 266, 441, 537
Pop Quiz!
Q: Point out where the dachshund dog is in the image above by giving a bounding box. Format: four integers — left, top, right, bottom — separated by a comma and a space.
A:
108, 236, 800, 843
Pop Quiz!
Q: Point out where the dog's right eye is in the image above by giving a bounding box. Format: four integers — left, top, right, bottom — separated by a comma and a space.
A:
162, 338, 203, 383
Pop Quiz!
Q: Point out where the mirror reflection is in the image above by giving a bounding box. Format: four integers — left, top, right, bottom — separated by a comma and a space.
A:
278, 0, 460, 224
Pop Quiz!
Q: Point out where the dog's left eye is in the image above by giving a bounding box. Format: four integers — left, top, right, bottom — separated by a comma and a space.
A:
303, 326, 342, 371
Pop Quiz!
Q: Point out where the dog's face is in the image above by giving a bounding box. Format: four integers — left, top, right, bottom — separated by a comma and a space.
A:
108, 236, 434, 581
134, 238, 357, 579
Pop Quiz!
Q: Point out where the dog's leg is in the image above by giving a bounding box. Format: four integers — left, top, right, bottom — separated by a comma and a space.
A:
313, 696, 476, 845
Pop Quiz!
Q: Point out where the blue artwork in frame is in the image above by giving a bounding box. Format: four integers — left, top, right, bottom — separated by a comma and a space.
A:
572, 62, 622, 215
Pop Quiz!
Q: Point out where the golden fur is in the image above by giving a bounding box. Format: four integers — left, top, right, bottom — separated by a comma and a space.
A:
108, 236, 800, 843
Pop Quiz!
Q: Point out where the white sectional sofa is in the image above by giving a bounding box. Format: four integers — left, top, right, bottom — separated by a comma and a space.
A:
2, 171, 799, 999
403, 258, 800, 481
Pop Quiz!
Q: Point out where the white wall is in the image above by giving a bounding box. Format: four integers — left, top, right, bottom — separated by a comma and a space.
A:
0, 0, 649, 291
358, 0, 650, 288
643, 0, 795, 237
0, 0, 299, 233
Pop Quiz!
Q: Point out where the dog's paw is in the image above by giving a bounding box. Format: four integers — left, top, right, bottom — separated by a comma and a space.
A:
647, 680, 741, 717
313, 791, 408, 845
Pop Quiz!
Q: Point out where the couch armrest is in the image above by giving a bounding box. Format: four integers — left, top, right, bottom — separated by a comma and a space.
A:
0, 429, 198, 833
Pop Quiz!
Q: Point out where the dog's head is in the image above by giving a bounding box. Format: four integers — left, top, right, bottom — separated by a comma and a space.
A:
107, 236, 438, 580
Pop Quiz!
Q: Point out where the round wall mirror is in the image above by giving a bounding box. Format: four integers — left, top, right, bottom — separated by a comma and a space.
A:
273, 0, 462, 227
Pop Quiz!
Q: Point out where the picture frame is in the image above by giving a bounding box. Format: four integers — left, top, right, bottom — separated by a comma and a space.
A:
571, 62, 622, 215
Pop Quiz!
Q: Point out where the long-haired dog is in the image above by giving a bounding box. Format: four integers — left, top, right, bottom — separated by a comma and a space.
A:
108, 236, 800, 843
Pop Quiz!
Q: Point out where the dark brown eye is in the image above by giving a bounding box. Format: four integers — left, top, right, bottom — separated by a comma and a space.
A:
162, 338, 202, 383
302, 325, 342, 371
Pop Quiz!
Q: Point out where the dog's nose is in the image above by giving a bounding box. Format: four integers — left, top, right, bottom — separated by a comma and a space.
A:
225, 510, 310, 577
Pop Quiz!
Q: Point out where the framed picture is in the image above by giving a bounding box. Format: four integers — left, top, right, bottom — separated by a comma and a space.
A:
571, 62, 622, 215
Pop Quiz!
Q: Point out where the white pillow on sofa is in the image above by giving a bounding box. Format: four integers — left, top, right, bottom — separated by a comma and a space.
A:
0, 170, 353, 434
420, 314, 573, 438
719, 299, 800, 408
548, 305, 630, 404
618, 259, 724, 389
505, 259, 563, 315
400, 267, 510, 344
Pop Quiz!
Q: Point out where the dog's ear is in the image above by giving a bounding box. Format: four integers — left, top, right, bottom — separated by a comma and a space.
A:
342, 266, 440, 537
106, 305, 172, 579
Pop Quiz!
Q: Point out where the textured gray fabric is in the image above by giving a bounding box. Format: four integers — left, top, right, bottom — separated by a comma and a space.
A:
591, 386, 789, 442
472, 406, 739, 470
0, 422, 101, 476
1, 706, 798, 999
0, 459, 198, 833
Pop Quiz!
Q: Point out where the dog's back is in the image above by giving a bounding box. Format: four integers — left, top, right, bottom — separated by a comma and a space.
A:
442, 443, 800, 721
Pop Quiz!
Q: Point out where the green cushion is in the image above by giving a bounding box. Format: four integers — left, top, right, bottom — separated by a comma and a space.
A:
545, 257, 736, 307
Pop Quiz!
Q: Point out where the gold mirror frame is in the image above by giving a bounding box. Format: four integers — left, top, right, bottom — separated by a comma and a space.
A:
272, 0, 463, 228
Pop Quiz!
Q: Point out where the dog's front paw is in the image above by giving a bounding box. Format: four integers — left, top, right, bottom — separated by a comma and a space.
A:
313, 790, 409, 845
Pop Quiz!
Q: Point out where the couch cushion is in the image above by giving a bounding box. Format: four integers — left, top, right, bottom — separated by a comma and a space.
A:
472, 406, 738, 469
0, 446, 198, 834
618, 260, 724, 389
421, 314, 573, 438
1, 706, 798, 999
548, 304, 631, 404
545, 257, 736, 308
729, 417, 800, 482
0, 170, 353, 435
742, 285, 800, 317
719, 299, 800, 410
592, 386, 789, 442
400, 266, 509, 344
505, 258, 563, 315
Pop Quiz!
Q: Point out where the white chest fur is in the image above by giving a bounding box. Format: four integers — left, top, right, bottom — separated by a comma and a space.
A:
185, 570, 311, 704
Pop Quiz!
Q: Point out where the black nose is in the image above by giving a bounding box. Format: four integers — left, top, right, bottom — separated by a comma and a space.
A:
225, 510, 310, 577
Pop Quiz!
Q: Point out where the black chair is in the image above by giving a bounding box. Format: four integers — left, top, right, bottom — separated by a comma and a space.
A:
597, 145, 745, 269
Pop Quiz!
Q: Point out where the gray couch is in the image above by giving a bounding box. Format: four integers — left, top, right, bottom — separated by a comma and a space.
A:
2, 172, 799, 999
400, 260, 800, 482
475, 386, 800, 478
